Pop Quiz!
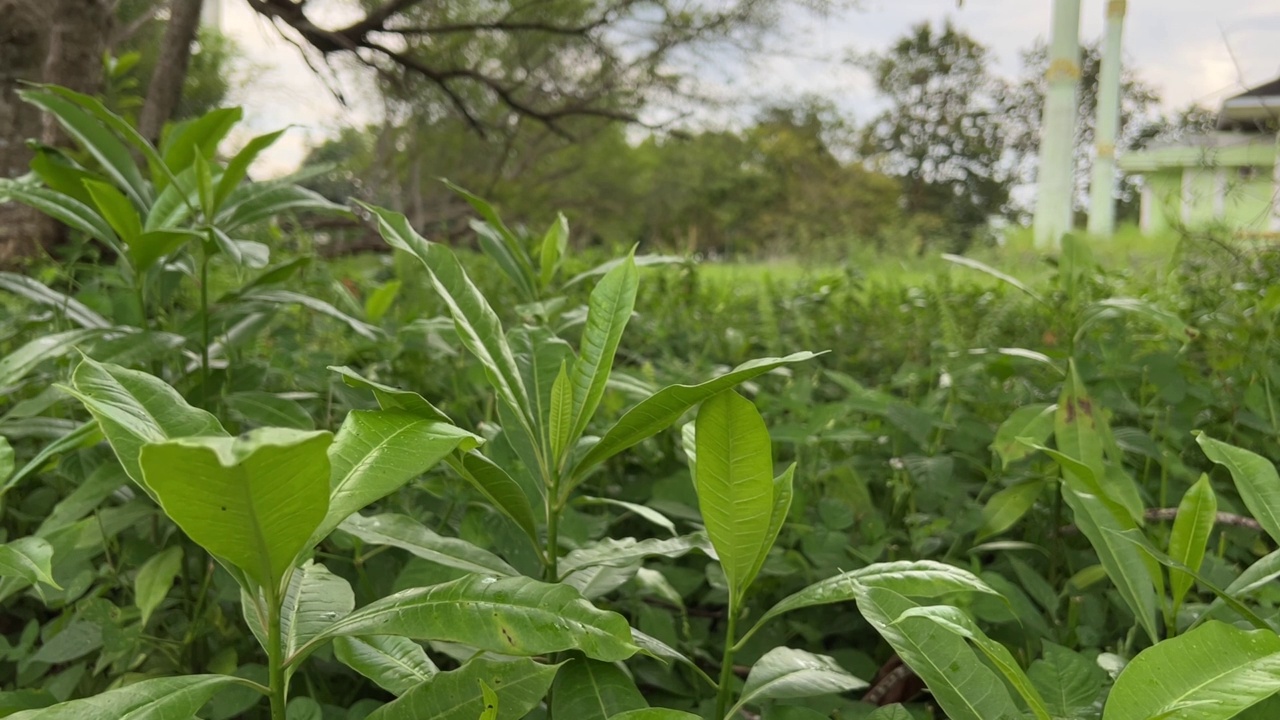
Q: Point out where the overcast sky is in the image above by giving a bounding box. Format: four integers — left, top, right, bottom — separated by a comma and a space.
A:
213, 0, 1280, 175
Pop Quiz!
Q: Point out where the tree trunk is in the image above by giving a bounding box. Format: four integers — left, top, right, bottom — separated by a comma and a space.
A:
0, 0, 53, 266
0, 0, 113, 266
139, 0, 205, 143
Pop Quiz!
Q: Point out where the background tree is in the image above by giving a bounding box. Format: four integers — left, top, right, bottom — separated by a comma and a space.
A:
1003, 40, 1161, 223
856, 21, 1010, 251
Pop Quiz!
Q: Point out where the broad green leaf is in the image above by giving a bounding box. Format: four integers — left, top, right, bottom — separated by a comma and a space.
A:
0, 329, 108, 389
744, 463, 795, 587
18, 90, 149, 207
130, 229, 199, 271
694, 390, 774, 600
66, 357, 226, 491
364, 203, 535, 434
858, 586, 1022, 720
315, 409, 479, 542
893, 606, 1049, 720
139, 428, 332, 589
446, 181, 537, 299
1197, 433, 1280, 547
992, 404, 1055, 468
364, 279, 402, 323
1054, 365, 1144, 523
333, 635, 437, 696
479, 681, 499, 720
0, 537, 60, 589
217, 182, 348, 231
864, 706, 914, 720
365, 656, 559, 720
227, 391, 314, 430
5, 674, 254, 720
339, 513, 517, 576
511, 326, 572, 465
82, 179, 140, 243
329, 365, 451, 422
550, 658, 647, 720
0, 272, 110, 329
30, 147, 99, 205
570, 254, 638, 442
240, 289, 380, 341
1202, 550, 1280, 623
573, 352, 820, 477
539, 213, 568, 287
563, 562, 640, 599
215, 128, 287, 208
1082, 298, 1191, 341
577, 497, 676, 536
610, 712, 702, 720
744, 560, 1001, 647
264, 561, 356, 672
285, 697, 322, 720
728, 647, 867, 717
0, 437, 11, 484
1169, 474, 1217, 612
161, 107, 242, 176
295, 574, 637, 665
444, 451, 540, 547
1061, 488, 1160, 642
1, 185, 121, 251
135, 546, 182, 626
558, 534, 713, 578
977, 480, 1045, 541
1, 422, 102, 496
1028, 642, 1105, 719
1110, 529, 1270, 630
550, 361, 574, 464
1103, 621, 1280, 720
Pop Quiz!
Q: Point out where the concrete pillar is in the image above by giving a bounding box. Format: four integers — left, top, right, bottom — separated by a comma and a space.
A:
1033, 0, 1082, 248
1087, 0, 1126, 237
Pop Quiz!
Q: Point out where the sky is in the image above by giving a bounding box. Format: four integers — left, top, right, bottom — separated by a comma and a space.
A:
212, 0, 1280, 176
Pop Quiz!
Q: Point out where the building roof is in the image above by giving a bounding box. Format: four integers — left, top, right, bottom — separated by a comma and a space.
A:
1219, 75, 1280, 131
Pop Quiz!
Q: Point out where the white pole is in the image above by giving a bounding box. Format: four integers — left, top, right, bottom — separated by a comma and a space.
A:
1032, 0, 1083, 248
1087, 0, 1126, 237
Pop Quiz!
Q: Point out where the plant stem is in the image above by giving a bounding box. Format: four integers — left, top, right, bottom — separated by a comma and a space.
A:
544, 493, 560, 582
715, 600, 740, 720
199, 247, 211, 408
266, 588, 287, 720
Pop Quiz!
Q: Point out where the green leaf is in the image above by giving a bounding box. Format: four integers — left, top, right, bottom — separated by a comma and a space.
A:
479, 681, 499, 720
161, 107, 242, 177
215, 129, 287, 209
19, 89, 149, 207
82, 179, 140, 244
573, 352, 820, 477
1, 423, 102, 496
365, 657, 559, 720
333, 635, 437, 696
0, 537, 60, 589
217, 183, 347, 231
539, 214, 568, 287
694, 390, 775, 601
329, 365, 451, 422
295, 574, 637, 665
364, 280, 402, 323
1103, 621, 1280, 720
1054, 364, 1144, 523
0, 437, 11, 485
1061, 488, 1160, 642
577, 497, 676, 536
571, 254, 639, 443
941, 253, 1046, 305
135, 546, 182, 626
139, 428, 332, 589
364, 203, 534, 434
609, 711, 702, 720
550, 658, 647, 720
0, 329, 106, 390
445, 181, 537, 300
277, 561, 354, 669
550, 361, 574, 465
858, 586, 1022, 720
5, 675, 255, 720
0, 272, 110, 329
1169, 474, 1217, 612
339, 513, 517, 576
240, 289, 380, 341
1028, 642, 1105, 719
992, 404, 1055, 468
314, 409, 478, 543
892, 606, 1049, 720
744, 462, 795, 586
227, 391, 314, 430
728, 647, 867, 717
863, 706, 914, 720
1197, 433, 1280, 547
2, 185, 121, 251
977, 480, 1045, 541
130, 229, 200, 271
66, 357, 226, 491
444, 451, 540, 548
558, 534, 713, 578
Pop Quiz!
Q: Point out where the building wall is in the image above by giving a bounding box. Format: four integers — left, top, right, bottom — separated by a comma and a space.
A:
1223, 165, 1275, 232
1142, 169, 1182, 235
1140, 164, 1275, 234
